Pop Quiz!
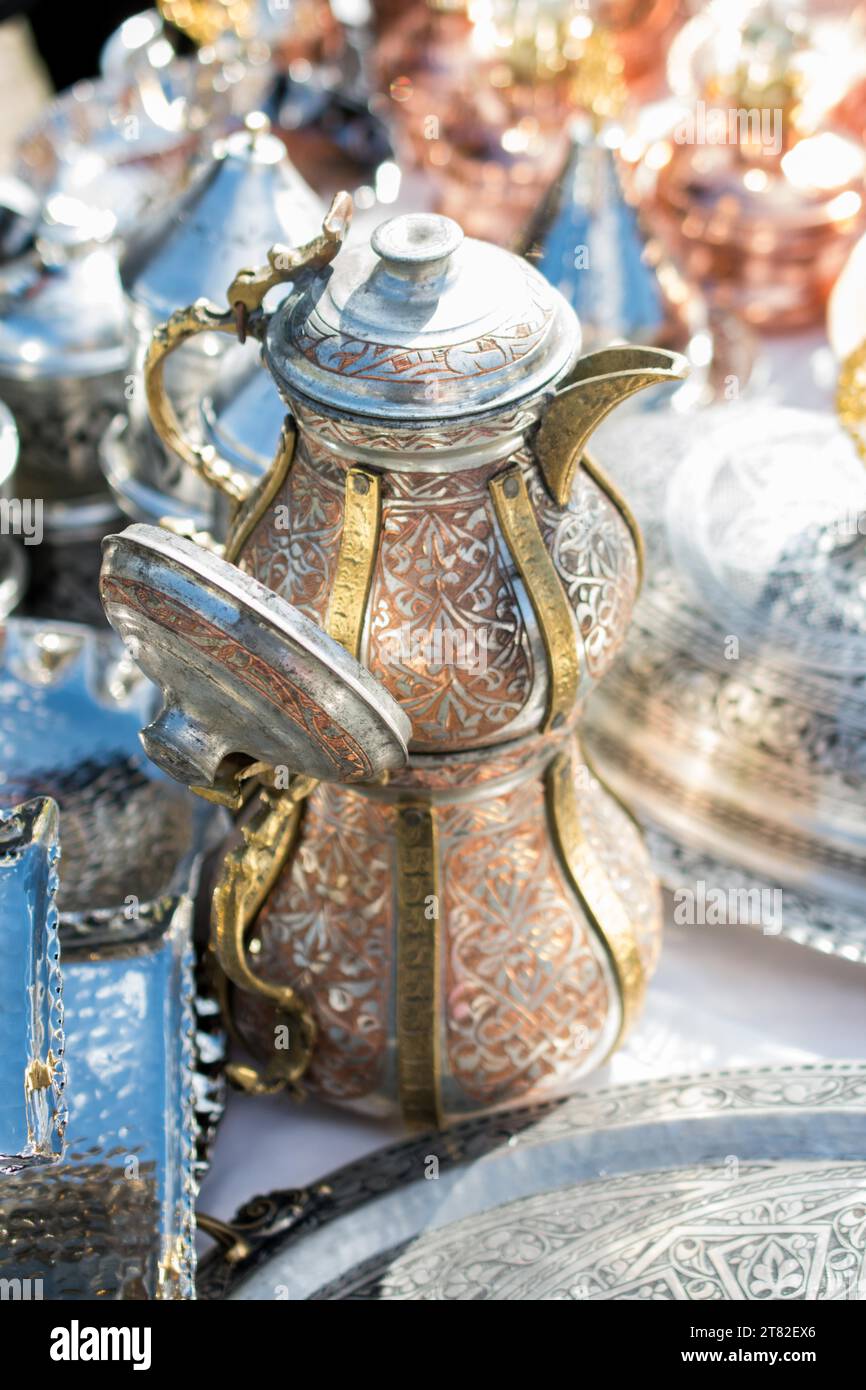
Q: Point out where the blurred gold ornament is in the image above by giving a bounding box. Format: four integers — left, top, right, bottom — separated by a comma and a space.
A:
571, 25, 628, 126
157, 0, 256, 47
836, 338, 866, 466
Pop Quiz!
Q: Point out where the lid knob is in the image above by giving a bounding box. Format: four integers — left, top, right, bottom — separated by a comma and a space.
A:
371, 213, 464, 282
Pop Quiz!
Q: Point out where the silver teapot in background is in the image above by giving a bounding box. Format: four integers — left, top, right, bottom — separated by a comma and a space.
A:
102, 115, 323, 534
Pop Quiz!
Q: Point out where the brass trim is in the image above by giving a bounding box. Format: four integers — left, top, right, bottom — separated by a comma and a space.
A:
210, 454, 382, 1097
195, 1212, 253, 1264
837, 337, 866, 466
25, 1052, 56, 1093
144, 300, 252, 506
326, 467, 381, 660
582, 449, 645, 592
142, 194, 351, 506
226, 192, 352, 340
395, 803, 443, 1129
578, 735, 645, 839
224, 418, 297, 566
491, 464, 580, 732
545, 747, 646, 1048
211, 786, 316, 1092
535, 347, 688, 505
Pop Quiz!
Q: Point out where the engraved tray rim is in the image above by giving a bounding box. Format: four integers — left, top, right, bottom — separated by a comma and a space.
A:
197, 1060, 866, 1300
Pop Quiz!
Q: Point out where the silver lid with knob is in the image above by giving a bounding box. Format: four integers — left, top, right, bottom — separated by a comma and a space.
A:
264, 210, 580, 420
0, 198, 127, 383
120, 115, 324, 327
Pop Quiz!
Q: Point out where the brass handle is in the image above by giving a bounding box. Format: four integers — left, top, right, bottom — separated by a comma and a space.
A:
144, 300, 250, 507
142, 192, 354, 511
212, 783, 317, 1093
195, 1212, 253, 1264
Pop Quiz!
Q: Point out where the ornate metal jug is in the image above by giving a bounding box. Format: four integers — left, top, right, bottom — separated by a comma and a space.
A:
101, 197, 686, 1126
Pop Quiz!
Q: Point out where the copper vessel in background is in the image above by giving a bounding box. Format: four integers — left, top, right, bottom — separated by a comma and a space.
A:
638, 2, 866, 330
376, 1, 578, 245
594, 0, 685, 96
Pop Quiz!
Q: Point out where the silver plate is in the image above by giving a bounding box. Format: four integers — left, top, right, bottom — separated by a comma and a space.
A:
583, 405, 866, 960
100, 524, 411, 792
198, 1062, 866, 1301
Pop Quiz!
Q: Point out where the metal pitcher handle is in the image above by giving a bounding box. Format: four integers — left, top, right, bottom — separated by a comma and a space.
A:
142, 192, 353, 509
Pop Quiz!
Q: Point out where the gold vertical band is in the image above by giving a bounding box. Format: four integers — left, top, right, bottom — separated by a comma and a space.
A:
326, 467, 381, 659
395, 803, 442, 1129
224, 418, 297, 566
545, 748, 646, 1046
490, 464, 580, 731
211, 444, 384, 1096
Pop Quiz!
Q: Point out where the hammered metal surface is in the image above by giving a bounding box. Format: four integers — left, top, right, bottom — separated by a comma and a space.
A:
0, 620, 225, 1297
0, 798, 65, 1174
197, 1062, 866, 1301
0, 903, 199, 1299
0, 619, 196, 916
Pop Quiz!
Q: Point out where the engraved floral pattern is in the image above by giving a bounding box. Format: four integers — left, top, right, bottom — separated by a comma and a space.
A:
526, 456, 640, 688
236, 748, 663, 1116
293, 292, 552, 388
367, 470, 536, 749
198, 1064, 866, 1298
237, 785, 396, 1103
439, 772, 612, 1110
291, 398, 541, 455
236, 446, 345, 628
100, 574, 374, 781
313, 1162, 866, 1300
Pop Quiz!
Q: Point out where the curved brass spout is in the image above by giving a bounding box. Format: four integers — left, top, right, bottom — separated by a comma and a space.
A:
535, 347, 689, 505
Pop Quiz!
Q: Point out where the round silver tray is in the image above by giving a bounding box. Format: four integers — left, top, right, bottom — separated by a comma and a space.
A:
583, 405, 866, 962
198, 1061, 866, 1301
